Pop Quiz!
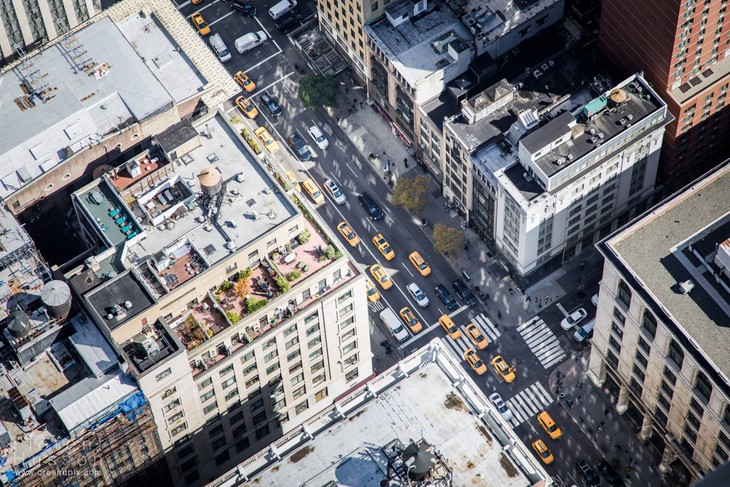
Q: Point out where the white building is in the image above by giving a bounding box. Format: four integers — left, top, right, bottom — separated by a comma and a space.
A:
209, 338, 551, 487
364, 0, 475, 144
444, 67, 672, 276
589, 161, 730, 482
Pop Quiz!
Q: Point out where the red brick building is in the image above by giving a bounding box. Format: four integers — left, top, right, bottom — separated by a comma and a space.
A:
599, 0, 730, 188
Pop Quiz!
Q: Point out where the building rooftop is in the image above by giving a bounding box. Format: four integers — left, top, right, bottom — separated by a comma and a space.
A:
123, 116, 296, 270
447, 0, 563, 45
0, 15, 205, 200
604, 162, 730, 380
84, 271, 156, 331
0, 312, 140, 474
211, 339, 548, 487
446, 47, 594, 153
365, 0, 472, 89
0, 206, 50, 322
527, 76, 666, 180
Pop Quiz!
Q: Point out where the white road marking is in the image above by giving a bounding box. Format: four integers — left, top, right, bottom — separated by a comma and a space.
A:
346, 163, 358, 178
400, 262, 414, 277
209, 10, 235, 26
517, 317, 566, 369
244, 48, 284, 73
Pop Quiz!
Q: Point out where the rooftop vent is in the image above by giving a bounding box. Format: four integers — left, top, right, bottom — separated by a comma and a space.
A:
679, 280, 695, 294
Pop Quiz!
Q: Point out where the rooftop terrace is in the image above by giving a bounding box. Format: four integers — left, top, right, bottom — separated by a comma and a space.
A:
212, 339, 548, 487
0, 15, 205, 200
605, 162, 730, 378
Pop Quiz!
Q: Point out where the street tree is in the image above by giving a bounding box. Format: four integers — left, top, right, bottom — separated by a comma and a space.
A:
391, 175, 430, 214
433, 224, 465, 257
298, 75, 340, 108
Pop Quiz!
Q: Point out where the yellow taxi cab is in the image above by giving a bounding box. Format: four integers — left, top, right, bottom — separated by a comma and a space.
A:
438, 314, 461, 339
254, 127, 279, 154
337, 221, 360, 247
536, 411, 562, 440
408, 251, 431, 276
191, 0, 203, 4
491, 355, 515, 383
399, 307, 422, 334
365, 278, 381, 303
191, 12, 210, 36
302, 179, 324, 205
234, 71, 256, 93
465, 323, 488, 350
369, 264, 393, 290
235, 95, 258, 119
372, 234, 395, 260
531, 439, 554, 465
464, 349, 487, 375
285, 171, 300, 192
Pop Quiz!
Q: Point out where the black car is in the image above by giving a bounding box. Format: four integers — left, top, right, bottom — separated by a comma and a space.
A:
452, 279, 476, 306
260, 92, 283, 117
576, 460, 600, 487
230, 1, 256, 16
288, 131, 312, 161
597, 460, 623, 486
275, 14, 299, 33
434, 284, 457, 310
358, 192, 384, 220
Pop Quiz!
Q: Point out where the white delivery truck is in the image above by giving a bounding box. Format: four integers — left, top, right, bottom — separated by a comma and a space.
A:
234, 31, 268, 54
380, 308, 409, 343
269, 0, 297, 20
209, 33, 231, 62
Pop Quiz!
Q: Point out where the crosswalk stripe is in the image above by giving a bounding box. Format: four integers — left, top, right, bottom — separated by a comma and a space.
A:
516, 316, 540, 332
530, 339, 562, 355
525, 329, 553, 347
473, 314, 501, 341
508, 397, 529, 423
533, 382, 554, 405
503, 381, 556, 426
542, 353, 567, 369
517, 317, 567, 370
514, 394, 538, 417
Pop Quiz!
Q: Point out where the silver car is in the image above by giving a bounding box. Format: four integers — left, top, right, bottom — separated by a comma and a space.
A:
407, 283, 429, 307
307, 124, 329, 149
489, 392, 513, 421
323, 179, 346, 205
561, 307, 587, 330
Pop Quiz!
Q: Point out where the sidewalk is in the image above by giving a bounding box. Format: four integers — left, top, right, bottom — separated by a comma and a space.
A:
551, 349, 665, 487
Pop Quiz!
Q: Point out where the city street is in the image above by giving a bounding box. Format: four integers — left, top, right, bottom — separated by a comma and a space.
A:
176, 1, 664, 485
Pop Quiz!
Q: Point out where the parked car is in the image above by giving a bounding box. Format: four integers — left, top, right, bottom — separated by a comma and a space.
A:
235, 95, 258, 119
576, 460, 600, 487
234, 31, 268, 53
574, 318, 596, 342
406, 283, 429, 307
254, 127, 279, 154
231, 1, 256, 16
307, 124, 329, 149
365, 278, 380, 303
260, 92, 283, 117
323, 179, 345, 204
591, 293, 599, 307
489, 392, 513, 421
274, 14, 299, 34
288, 131, 312, 161
233, 71, 256, 92
358, 192, 384, 220
434, 284, 457, 310
597, 460, 624, 486
452, 279, 476, 306
561, 307, 588, 330
191, 12, 211, 36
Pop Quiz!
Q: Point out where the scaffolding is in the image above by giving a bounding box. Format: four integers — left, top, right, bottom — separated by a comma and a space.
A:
7, 393, 171, 487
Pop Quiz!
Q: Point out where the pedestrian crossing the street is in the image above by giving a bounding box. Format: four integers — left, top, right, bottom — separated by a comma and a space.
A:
517, 316, 566, 369
440, 313, 501, 358
504, 381, 553, 427
369, 300, 385, 312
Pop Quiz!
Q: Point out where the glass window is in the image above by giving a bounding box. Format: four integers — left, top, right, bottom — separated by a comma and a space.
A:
689, 397, 704, 417
664, 366, 677, 385
197, 378, 213, 390
613, 307, 626, 325
608, 336, 622, 354
156, 368, 172, 381
315, 388, 328, 402
668, 339, 685, 369
635, 351, 648, 369
617, 280, 632, 308
200, 390, 215, 402
241, 350, 255, 363
642, 310, 658, 339
345, 369, 359, 383
219, 364, 234, 377
695, 371, 712, 402
295, 401, 309, 415
637, 336, 650, 354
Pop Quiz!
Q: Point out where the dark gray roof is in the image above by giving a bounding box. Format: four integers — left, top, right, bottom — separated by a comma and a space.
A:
503, 163, 544, 201
154, 119, 198, 154
520, 111, 574, 153
84, 272, 155, 331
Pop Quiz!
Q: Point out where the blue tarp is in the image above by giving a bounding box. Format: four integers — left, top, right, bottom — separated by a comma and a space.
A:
119, 391, 147, 422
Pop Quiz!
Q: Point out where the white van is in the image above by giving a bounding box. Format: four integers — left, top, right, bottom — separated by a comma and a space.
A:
209, 33, 232, 62
269, 0, 297, 20
234, 31, 268, 54
379, 308, 409, 343
574, 318, 596, 342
